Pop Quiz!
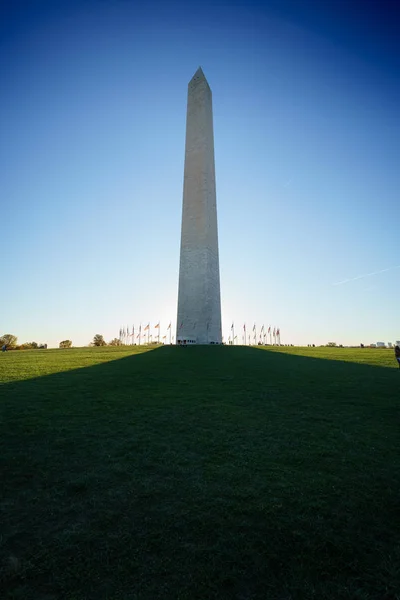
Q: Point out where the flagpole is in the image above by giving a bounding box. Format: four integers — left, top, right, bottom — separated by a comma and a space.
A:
169, 323, 171, 345
158, 323, 160, 344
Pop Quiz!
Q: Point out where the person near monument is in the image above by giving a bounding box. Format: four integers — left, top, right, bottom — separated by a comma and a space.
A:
394, 345, 400, 368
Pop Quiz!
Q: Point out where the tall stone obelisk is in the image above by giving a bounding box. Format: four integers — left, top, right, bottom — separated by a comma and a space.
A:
176, 67, 222, 345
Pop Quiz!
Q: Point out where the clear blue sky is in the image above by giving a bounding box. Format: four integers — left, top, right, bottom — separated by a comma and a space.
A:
1, 0, 399, 347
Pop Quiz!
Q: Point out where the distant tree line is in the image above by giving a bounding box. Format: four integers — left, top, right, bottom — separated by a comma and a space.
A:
0, 334, 47, 350
59, 334, 125, 348
1, 332, 152, 351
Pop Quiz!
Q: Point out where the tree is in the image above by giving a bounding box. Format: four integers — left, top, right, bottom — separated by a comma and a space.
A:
20, 341, 38, 350
93, 334, 106, 347
59, 340, 72, 349
109, 338, 122, 346
0, 334, 17, 349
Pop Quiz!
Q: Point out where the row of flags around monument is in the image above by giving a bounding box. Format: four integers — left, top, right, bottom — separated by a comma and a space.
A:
119, 322, 173, 345
230, 323, 281, 345
118, 322, 281, 345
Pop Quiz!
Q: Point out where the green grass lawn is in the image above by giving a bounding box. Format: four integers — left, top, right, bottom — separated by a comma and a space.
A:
1, 345, 399, 599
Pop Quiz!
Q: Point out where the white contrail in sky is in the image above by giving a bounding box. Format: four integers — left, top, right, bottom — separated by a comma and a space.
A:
333, 265, 400, 286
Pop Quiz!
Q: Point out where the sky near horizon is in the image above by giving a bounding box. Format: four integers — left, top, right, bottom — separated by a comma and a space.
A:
1, 0, 399, 347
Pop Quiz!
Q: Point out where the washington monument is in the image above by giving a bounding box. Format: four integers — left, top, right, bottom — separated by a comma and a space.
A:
176, 67, 222, 345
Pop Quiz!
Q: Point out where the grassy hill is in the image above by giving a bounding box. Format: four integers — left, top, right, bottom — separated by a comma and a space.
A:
1, 345, 399, 599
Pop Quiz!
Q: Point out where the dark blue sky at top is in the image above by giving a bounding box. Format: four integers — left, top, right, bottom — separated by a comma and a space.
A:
1, 0, 399, 346
2, 0, 399, 70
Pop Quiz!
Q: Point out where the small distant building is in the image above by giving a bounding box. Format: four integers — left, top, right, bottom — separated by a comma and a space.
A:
370, 344, 377, 348
387, 342, 393, 348
376, 342, 386, 348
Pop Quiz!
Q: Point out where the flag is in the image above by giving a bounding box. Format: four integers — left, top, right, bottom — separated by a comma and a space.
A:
268, 326, 271, 333
231, 322, 234, 329
261, 325, 264, 334
162, 336, 166, 339
132, 325, 134, 336
243, 323, 246, 331
136, 333, 139, 338
253, 324, 256, 331
277, 328, 280, 335
154, 323, 160, 329
127, 326, 130, 336
167, 322, 171, 330
273, 328, 276, 336
144, 323, 150, 331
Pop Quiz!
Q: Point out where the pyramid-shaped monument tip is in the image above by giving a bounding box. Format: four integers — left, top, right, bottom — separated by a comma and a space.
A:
190, 66, 207, 84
